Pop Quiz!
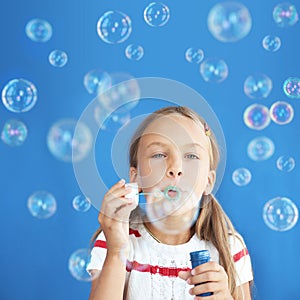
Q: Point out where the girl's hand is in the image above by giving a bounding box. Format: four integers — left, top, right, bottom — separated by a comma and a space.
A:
98, 179, 138, 256
178, 262, 233, 299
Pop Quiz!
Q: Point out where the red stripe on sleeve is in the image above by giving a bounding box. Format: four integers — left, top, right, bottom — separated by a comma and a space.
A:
233, 248, 249, 262
94, 240, 107, 248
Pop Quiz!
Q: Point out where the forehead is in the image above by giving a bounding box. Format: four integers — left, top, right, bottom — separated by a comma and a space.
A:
140, 114, 210, 149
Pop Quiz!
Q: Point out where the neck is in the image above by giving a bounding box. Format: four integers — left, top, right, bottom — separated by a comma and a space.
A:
143, 220, 195, 245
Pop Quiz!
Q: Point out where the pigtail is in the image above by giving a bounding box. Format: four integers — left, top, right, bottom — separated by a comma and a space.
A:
196, 194, 238, 299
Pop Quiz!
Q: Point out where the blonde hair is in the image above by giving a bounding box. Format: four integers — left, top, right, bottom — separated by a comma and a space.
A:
91, 106, 247, 299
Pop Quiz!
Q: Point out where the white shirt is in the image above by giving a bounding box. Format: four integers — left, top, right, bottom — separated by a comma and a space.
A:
87, 217, 253, 300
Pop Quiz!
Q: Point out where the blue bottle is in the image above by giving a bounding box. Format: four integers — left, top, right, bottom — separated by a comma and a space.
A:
190, 250, 213, 297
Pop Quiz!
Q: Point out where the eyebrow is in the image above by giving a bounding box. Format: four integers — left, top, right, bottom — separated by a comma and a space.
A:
146, 141, 206, 150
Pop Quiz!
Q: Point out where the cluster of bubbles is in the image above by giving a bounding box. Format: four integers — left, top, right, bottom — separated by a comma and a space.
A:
200, 57, 229, 83
244, 101, 294, 130
247, 136, 275, 161
47, 119, 92, 163
232, 168, 252, 186
1, 119, 28, 146
185, 48, 204, 64
273, 2, 299, 28
72, 194, 91, 212
2, 78, 38, 113
263, 197, 298, 231
244, 73, 272, 99
207, 2, 252, 42
27, 191, 57, 219
68, 248, 95, 281
283, 77, 300, 99
49, 49, 68, 67
262, 35, 281, 52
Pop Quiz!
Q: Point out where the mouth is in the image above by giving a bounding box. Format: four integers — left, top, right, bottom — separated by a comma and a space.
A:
162, 185, 182, 201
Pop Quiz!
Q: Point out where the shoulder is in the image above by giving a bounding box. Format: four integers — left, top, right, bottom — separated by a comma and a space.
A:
228, 232, 249, 262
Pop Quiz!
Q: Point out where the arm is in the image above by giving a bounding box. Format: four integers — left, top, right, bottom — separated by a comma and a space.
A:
88, 179, 137, 300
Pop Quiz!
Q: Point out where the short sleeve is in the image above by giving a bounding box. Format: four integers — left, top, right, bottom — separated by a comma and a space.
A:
229, 233, 253, 286
86, 231, 107, 275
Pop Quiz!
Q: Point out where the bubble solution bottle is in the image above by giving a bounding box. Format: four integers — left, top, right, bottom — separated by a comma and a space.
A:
190, 250, 213, 297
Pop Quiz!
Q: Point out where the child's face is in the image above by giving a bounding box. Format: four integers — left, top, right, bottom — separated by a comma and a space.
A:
131, 113, 215, 214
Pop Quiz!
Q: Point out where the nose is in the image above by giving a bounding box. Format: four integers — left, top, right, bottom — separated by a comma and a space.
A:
166, 159, 183, 178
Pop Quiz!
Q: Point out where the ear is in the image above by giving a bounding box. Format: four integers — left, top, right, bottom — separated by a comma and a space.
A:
204, 170, 216, 195
129, 166, 138, 183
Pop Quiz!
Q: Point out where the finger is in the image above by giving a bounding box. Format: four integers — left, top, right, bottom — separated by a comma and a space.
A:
188, 270, 224, 285
191, 281, 225, 296
178, 270, 192, 281
192, 261, 223, 275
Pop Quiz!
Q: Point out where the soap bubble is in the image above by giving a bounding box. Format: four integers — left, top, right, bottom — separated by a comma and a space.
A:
48, 49, 68, 67
68, 248, 96, 281
97, 73, 140, 113
185, 48, 204, 64
83, 69, 112, 95
125, 44, 144, 61
97, 11, 132, 44
25, 18, 52, 42
247, 136, 275, 161
244, 73, 272, 99
27, 191, 57, 219
143, 2, 170, 27
207, 1, 252, 42
263, 197, 298, 231
243, 104, 271, 130
72, 195, 91, 212
283, 77, 300, 99
270, 101, 294, 125
47, 119, 92, 163
2, 78, 38, 113
232, 168, 252, 186
200, 57, 229, 83
262, 35, 281, 52
273, 2, 299, 28
1, 119, 28, 146
276, 155, 295, 172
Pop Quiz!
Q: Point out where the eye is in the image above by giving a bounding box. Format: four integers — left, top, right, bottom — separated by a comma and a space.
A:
151, 153, 167, 159
185, 153, 199, 160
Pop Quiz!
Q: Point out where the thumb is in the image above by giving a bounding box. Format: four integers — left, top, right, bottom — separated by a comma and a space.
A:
178, 270, 191, 281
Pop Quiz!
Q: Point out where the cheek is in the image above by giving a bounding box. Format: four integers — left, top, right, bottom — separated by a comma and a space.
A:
182, 162, 209, 188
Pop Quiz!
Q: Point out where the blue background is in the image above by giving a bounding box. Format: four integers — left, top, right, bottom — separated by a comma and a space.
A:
0, 1, 299, 299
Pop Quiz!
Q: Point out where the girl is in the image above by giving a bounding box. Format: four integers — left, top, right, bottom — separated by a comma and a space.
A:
87, 106, 253, 299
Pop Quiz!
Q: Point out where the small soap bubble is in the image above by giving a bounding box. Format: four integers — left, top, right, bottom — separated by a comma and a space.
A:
68, 248, 96, 281
97, 73, 140, 113
247, 136, 275, 161
185, 48, 204, 64
244, 73, 272, 99
273, 2, 299, 28
207, 2, 252, 42
243, 104, 271, 130
97, 11, 132, 44
270, 101, 294, 125
84, 69, 112, 95
72, 195, 91, 212
276, 155, 295, 172
262, 35, 281, 52
200, 57, 229, 83
47, 119, 92, 163
25, 18, 52, 42
48, 49, 68, 67
263, 197, 298, 231
283, 77, 300, 99
143, 2, 170, 27
2, 78, 38, 113
27, 191, 57, 219
232, 168, 252, 186
125, 44, 144, 61
1, 119, 28, 146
